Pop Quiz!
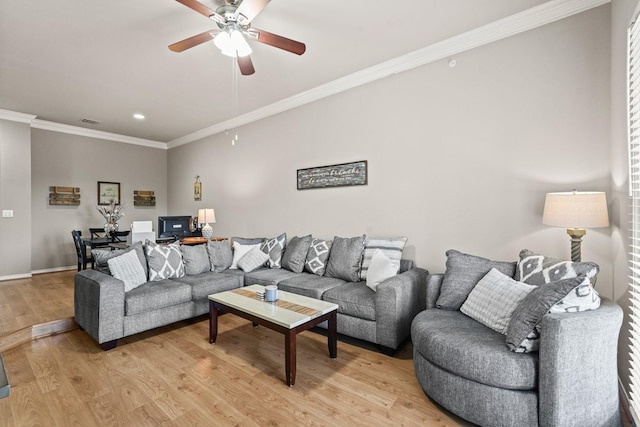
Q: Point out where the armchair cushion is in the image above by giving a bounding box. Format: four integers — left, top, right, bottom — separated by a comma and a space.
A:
437, 250, 516, 310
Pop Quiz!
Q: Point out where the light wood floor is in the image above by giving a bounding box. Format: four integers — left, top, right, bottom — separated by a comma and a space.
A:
0, 270, 467, 427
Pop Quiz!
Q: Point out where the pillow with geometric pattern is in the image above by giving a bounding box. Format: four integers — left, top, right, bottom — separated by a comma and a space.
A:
515, 249, 600, 313
145, 240, 185, 281
304, 237, 332, 276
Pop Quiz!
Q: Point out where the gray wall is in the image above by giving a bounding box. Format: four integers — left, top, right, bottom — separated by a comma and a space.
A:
0, 119, 32, 278
30, 129, 168, 271
168, 7, 613, 298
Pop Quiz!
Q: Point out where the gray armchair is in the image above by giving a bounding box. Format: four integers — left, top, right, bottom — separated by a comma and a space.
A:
411, 274, 623, 427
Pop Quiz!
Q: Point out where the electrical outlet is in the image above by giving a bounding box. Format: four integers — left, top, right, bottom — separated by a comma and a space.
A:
2, 210, 13, 218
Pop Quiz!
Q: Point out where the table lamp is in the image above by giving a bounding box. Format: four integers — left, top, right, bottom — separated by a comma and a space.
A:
198, 208, 216, 240
542, 191, 609, 262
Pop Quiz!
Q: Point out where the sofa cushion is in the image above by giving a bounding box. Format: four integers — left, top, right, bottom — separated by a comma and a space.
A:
304, 237, 332, 276
360, 236, 407, 280
230, 241, 261, 269
515, 249, 601, 313
282, 235, 313, 273
107, 249, 147, 292
278, 273, 346, 299
238, 247, 270, 272
145, 241, 185, 281
506, 276, 587, 353
92, 241, 147, 276
244, 268, 298, 287
207, 240, 232, 272
322, 282, 376, 321
460, 268, 535, 334
436, 250, 516, 311
125, 279, 192, 316
181, 244, 210, 275
325, 235, 366, 282
231, 236, 265, 246
412, 309, 538, 390
260, 233, 287, 268
172, 272, 242, 301
365, 249, 401, 292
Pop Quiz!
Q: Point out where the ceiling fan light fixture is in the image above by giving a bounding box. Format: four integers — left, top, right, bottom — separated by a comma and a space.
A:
231, 30, 252, 57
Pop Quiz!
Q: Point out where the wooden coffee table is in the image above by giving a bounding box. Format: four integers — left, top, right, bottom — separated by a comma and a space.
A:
208, 284, 338, 386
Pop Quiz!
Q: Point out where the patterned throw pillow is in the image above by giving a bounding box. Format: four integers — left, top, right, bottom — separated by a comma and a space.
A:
92, 241, 147, 276
460, 268, 536, 334
515, 249, 601, 312
145, 240, 185, 281
107, 249, 147, 292
207, 240, 232, 272
260, 233, 287, 268
505, 276, 587, 353
360, 237, 407, 280
304, 238, 332, 276
181, 244, 210, 275
238, 246, 270, 272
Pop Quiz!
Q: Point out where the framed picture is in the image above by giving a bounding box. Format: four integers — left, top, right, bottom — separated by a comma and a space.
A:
297, 160, 368, 190
98, 181, 121, 205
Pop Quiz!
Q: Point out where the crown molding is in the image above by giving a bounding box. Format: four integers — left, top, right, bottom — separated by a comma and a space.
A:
32, 119, 167, 149
0, 108, 36, 124
168, 0, 611, 149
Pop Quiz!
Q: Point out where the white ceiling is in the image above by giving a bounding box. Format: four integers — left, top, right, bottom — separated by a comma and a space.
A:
0, 0, 599, 145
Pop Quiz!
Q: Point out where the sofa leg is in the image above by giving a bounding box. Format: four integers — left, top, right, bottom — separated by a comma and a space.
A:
377, 345, 396, 356
100, 340, 118, 351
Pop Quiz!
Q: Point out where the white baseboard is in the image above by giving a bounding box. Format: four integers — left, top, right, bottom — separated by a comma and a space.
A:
619, 377, 638, 426
31, 266, 76, 275
0, 272, 32, 282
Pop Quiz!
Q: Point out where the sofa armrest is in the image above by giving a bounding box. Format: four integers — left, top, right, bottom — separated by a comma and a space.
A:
74, 269, 126, 345
425, 274, 444, 309
375, 267, 429, 349
538, 298, 623, 427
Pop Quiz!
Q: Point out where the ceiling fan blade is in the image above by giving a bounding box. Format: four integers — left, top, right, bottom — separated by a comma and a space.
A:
250, 28, 306, 55
235, 0, 270, 25
169, 30, 216, 52
175, 0, 225, 23
237, 55, 256, 75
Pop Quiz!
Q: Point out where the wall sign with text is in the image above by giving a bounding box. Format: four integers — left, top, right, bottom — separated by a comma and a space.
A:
297, 160, 368, 190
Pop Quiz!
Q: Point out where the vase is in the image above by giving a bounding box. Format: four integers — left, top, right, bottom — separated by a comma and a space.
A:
104, 221, 119, 237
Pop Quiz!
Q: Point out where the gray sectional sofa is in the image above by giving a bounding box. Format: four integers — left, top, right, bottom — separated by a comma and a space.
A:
74, 234, 427, 352
411, 250, 623, 427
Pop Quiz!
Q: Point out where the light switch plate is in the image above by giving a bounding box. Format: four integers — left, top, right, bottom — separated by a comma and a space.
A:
2, 210, 13, 218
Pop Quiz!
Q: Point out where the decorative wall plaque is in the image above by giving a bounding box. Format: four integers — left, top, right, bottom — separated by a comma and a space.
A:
49, 186, 80, 205
297, 160, 368, 190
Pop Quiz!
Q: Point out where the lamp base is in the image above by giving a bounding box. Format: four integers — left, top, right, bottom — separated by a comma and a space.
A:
566, 228, 586, 262
202, 223, 213, 240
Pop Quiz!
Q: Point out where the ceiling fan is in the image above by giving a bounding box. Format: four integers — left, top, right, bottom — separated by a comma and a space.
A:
169, 0, 306, 76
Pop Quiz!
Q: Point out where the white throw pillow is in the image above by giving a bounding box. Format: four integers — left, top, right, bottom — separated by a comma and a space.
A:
460, 268, 536, 334
230, 242, 261, 269
107, 249, 147, 292
366, 249, 401, 292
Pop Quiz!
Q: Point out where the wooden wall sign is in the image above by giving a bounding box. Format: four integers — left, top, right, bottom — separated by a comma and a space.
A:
297, 160, 368, 190
134, 190, 156, 206
49, 186, 80, 205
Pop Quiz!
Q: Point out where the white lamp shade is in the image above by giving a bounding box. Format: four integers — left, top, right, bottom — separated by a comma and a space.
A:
198, 208, 216, 225
542, 191, 609, 229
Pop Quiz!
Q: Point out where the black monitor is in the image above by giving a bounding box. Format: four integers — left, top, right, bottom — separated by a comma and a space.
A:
157, 216, 192, 239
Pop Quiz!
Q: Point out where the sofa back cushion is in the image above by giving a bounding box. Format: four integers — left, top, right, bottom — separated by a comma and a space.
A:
282, 235, 313, 273
436, 250, 516, 311
325, 235, 366, 282
207, 240, 232, 272
181, 244, 210, 275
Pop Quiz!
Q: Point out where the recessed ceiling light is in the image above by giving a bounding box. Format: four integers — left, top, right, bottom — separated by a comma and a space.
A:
133, 113, 145, 120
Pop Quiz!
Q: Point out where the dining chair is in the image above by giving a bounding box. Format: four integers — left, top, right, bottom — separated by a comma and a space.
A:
89, 228, 107, 239
110, 230, 130, 243
71, 230, 93, 271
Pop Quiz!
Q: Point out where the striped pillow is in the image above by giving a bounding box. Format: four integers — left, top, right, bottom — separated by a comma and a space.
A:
360, 237, 407, 281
